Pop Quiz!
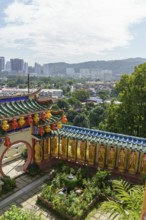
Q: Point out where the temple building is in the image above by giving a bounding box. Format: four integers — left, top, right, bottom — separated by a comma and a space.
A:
0, 91, 146, 181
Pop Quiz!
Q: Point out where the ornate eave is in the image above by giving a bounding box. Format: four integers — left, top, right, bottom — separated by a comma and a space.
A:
60, 125, 146, 153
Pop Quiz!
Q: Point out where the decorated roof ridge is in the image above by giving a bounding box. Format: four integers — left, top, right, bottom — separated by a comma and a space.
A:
0, 98, 62, 120
61, 125, 146, 145
0, 88, 42, 104
32, 130, 58, 140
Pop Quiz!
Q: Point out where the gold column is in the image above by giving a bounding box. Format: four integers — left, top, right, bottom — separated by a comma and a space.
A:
140, 153, 146, 174
108, 146, 115, 170
79, 141, 86, 162
44, 139, 48, 160
128, 150, 137, 174
61, 137, 67, 158
88, 142, 95, 165
118, 148, 126, 172
98, 144, 105, 168
51, 136, 58, 157
34, 141, 42, 163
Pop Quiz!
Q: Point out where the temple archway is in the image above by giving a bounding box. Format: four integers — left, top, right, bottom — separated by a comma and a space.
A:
0, 140, 33, 177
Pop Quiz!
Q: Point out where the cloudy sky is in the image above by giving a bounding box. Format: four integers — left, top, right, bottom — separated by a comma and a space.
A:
0, 0, 146, 65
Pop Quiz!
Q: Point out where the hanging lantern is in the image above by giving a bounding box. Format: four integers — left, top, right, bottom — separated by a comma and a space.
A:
4, 137, 11, 147
26, 115, 33, 125
18, 116, 25, 127
33, 113, 39, 125
57, 121, 62, 129
41, 112, 46, 121
2, 120, 9, 131
11, 118, 18, 130
62, 115, 67, 124
46, 110, 52, 119
39, 126, 45, 136
51, 124, 56, 130
45, 125, 51, 133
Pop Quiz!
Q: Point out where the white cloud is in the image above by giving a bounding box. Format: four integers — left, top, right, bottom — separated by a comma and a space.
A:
0, 0, 146, 64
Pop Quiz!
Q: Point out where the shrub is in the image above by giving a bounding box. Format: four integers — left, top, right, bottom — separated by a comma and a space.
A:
27, 163, 40, 176
2, 176, 16, 192
0, 205, 42, 220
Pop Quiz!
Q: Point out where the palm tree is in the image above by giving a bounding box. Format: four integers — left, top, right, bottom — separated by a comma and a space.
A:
99, 179, 144, 220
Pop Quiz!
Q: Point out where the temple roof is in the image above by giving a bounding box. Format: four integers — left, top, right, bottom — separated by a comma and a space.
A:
0, 98, 52, 120
60, 125, 146, 152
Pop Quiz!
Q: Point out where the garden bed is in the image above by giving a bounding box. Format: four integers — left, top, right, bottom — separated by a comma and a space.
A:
37, 164, 112, 220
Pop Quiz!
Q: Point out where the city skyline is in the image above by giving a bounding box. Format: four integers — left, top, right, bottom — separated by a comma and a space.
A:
0, 0, 146, 65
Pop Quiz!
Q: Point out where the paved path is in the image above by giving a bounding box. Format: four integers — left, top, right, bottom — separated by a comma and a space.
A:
0, 173, 51, 209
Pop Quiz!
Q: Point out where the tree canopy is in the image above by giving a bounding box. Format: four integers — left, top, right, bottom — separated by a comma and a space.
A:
100, 63, 146, 137
73, 113, 89, 127
72, 89, 90, 102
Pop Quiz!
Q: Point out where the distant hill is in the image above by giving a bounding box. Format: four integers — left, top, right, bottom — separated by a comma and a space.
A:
48, 58, 146, 75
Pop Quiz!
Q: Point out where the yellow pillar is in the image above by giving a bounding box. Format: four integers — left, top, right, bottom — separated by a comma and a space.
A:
44, 139, 48, 159
34, 141, 42, 163
108, 147, 115, 170
98, 144, 105, 168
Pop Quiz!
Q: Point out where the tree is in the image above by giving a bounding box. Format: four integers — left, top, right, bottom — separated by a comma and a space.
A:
72, 89, 90, 102
68, 98, 82, 109
57, 99, 69, 111
97, 90, 109, 104
100, 63, 146, 137
89, 105, 105, 128
99, 180, 144, 220
73, 113, 89, 128
85, 102, 95, 111
66, 109, 78, 123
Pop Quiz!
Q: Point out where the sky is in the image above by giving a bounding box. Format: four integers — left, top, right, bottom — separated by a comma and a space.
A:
0, 0, 146, 65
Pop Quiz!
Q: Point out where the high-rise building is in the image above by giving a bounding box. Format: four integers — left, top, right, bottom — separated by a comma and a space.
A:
10, 58, 24, 72
23, 62, 28, 74
43, 64, 50, 75
0, 57, 5, 73
5, 61, 11, 72
34, 63, 42, 75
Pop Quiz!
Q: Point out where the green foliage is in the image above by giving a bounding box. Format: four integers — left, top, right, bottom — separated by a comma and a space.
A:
97, 90, 109, 103
73, 113, 89, 127
27, 163, 40, 176
99, 179, 144, 220
57, 99, 69, 111
66, 109, 78, 123
85, 102, 95, 110
2, 176, 16, 192
0, 205, 42, 220
39, 165, 112, 219
101, 63, 146, 137
72, 89, 90, 102
68, 97, 82, 108
89, 105, 105, 128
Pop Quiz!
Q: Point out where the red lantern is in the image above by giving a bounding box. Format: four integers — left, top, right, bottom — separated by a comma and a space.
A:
4, 137, 11, 147
39, 126, 45, 136
41, 112, 46, 121
51, 124, 56, 130
11, 118, 18, 130
26, 115, 33, 125
62, 115, 67, 124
